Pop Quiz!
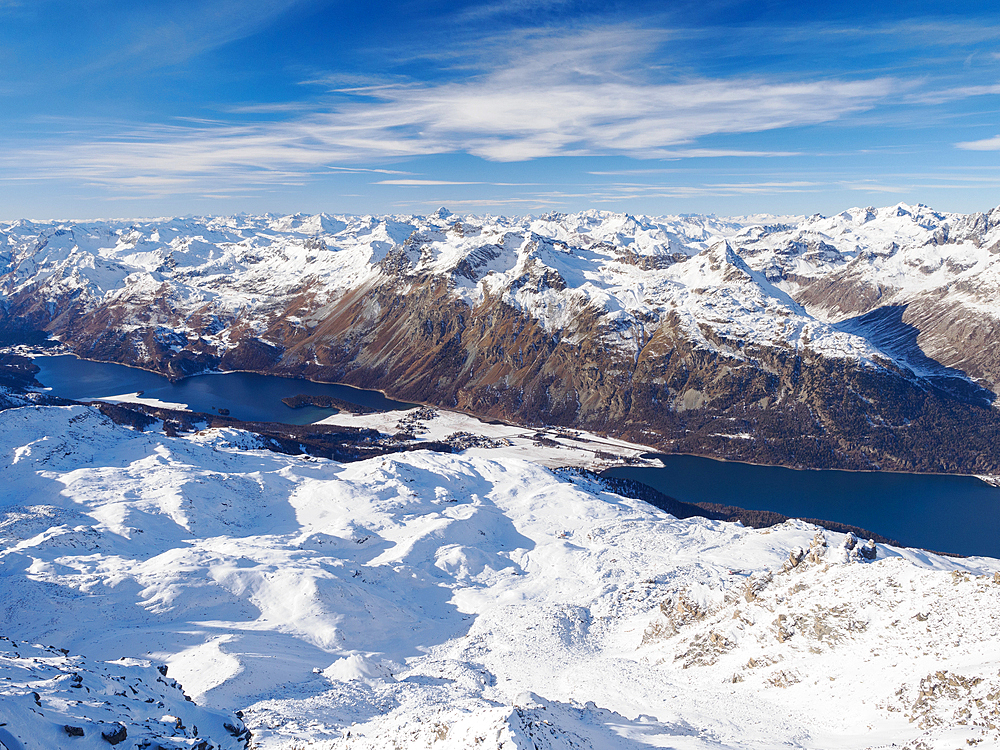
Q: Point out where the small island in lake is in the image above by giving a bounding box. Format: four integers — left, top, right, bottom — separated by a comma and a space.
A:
281, 393, 379, 414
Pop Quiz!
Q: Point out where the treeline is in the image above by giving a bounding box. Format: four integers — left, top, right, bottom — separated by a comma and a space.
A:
91, 401, 452, 462
280, 393, 378, 414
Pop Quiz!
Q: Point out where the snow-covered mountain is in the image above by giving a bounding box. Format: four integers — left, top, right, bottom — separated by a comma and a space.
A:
3, 203, 1000, 472
1, 404, 999, 749
728, 204, 1000, 393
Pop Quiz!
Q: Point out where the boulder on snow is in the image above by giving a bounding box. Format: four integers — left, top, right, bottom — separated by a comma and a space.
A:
101, 723, 127, 745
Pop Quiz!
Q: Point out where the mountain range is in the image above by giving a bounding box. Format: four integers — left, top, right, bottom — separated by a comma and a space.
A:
3, 202, 1000, 472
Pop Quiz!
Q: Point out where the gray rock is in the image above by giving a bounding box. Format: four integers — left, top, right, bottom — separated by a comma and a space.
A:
101, 723, 127, 745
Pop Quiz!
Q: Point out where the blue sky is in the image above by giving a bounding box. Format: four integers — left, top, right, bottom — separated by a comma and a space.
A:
2, 0, 1000, 218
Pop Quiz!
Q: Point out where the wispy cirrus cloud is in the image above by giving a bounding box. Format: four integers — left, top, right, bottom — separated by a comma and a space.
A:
581, 181, 822, 199
397, 167, 1000, 213
401, 197, 556, 209
4, 27, 898, 197
585, 149, 801, 169
908, 84, 1000, 105
377, 179, 537, 186
74, 0, 319, 75
955, 135, 1000, 150
377, 180, 484, 186
327, 166, 414, 175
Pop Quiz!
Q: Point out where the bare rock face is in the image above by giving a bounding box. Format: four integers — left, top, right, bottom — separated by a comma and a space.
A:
4, 205, 1000, 472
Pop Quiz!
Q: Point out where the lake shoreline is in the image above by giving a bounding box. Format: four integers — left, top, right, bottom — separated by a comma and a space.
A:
30, 354, 412, 425
23, 349, 408, 407
21, 349, 999, 557
22, 347, 1000, 484
636, 450, 1000, 485
606, 455, 1000, 558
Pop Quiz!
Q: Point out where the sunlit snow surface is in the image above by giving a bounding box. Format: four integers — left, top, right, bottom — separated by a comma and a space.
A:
1, 405, 999, 749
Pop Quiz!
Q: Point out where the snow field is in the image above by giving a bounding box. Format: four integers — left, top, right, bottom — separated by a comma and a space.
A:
1, 406, 999, 748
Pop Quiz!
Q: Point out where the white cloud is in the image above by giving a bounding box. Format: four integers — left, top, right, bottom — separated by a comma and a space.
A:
955, 135, 1000, 151
399, 197, 556, 208
5, 27, 896, 196
327, 166, 414, 175
803, 20, 1000, 50
74, 0, 315, 74
345, 77, 881, 162
843, 183, 910, 194
377, 180, 484, 186
582, 181, 821, 199
909, 85, 1000, 106
658, 148, 800, 158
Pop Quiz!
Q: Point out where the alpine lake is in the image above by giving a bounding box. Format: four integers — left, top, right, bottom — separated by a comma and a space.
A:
34, 355, 1000, 558
34, 354, 411, 426
606, 457, 1000, 558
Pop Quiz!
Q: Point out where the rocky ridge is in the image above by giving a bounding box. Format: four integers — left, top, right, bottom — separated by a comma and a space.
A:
0, 637, 249, 750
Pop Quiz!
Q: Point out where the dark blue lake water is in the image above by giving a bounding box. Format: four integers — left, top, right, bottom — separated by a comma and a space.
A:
34, 355, 412, 425
606, 455, 1000, 558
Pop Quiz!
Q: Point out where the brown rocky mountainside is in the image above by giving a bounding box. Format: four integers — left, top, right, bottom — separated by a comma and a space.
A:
3, 206, 1000, 473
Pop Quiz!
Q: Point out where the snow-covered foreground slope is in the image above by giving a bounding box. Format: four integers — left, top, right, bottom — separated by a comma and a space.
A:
1, 405, 999, 749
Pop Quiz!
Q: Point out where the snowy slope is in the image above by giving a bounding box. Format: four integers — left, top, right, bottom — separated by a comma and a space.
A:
1, 405, 999, 749
727, 203, 1000, 390
730, 203, 1000, 305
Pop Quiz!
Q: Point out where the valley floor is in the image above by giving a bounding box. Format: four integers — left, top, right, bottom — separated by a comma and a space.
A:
314, 405, 660, 469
